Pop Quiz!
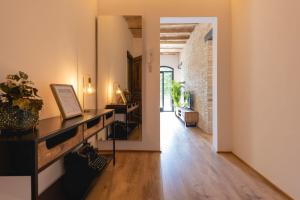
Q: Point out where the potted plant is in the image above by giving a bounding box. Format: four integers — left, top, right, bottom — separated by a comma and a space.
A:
171, 80, 184, 108
0, 71, 43, 134
183, 90, 191, 108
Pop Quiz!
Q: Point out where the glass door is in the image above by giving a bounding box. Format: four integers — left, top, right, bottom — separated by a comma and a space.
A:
160, 67, 174, 112
160, 72, 163, 110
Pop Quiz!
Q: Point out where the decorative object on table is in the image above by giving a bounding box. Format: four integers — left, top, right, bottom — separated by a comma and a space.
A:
0, 71, 43, 134
82, 75, 94, 111
123, 89, 131, 103
171, 80, 184, 107
50, 84, 83, 120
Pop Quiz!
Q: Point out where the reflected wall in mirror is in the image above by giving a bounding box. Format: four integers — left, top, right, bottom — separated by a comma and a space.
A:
97, 15, 143, 141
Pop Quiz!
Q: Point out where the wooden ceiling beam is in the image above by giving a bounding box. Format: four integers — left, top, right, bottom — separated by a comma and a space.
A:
160, 35, 190, 40
160, 40, 186, 44
159, 23, 198, 53
160, 23, 197, 27
124, 16, 142, 38
160, 27, 195, 34
123, 16, 142, 28
160, 33, 191, 38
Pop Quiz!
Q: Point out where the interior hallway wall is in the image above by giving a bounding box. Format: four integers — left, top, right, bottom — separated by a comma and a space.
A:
231, 0, 300, 198
180, 24, 213, 133
0, 0, 98, 198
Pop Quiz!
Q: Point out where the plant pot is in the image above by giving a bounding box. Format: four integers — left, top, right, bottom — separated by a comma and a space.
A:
0, 106, 38, 134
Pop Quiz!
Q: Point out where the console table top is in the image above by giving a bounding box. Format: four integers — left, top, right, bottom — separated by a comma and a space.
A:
0, 109, 114, 142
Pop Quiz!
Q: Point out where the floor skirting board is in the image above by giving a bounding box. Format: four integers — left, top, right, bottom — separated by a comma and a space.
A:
230, 152, 293, 200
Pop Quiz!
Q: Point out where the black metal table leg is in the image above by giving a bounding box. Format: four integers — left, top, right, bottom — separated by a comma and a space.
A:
126, 112, 128, 139
31, 174, 38, 200
113, 122, 115, 165
106, 126, 108, 139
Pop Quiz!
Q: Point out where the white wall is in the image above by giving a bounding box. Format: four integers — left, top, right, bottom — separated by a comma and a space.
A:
0, 0, 97, 198
97, 16, 133, 108
160, 54, 182, 82
231, 0, 300, 199
97, 0, 231, 151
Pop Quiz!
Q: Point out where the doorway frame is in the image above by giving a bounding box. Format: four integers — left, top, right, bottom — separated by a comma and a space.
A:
160, 66, 174, 112
160, 17, 218, 152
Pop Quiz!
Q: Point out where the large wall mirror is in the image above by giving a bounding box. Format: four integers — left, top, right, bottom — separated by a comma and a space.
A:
97, 15, 143, 141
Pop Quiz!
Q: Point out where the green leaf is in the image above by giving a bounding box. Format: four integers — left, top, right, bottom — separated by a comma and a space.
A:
19, 71, 28, 80
1, 71, 43, 112
0, 83, 9, 93
7, 74, 20, 81
32, 88, 40, 97
171, 80, 184, 107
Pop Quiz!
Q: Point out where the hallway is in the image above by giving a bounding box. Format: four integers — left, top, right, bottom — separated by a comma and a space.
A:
160, 112, 288, 200
87, 113, 289, 200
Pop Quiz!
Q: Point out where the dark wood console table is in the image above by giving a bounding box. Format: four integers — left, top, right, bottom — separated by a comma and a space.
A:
0, 109, 115, 200
106, 103, 139, 139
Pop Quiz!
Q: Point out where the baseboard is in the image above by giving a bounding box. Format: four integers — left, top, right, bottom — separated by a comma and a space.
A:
231, 152, 293, 200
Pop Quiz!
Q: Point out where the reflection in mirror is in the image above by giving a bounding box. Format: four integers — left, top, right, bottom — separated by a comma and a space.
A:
97, 15, 142, 141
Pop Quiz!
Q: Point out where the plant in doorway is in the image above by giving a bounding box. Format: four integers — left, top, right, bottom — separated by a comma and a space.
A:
171, 80, 184, 108
0, 71, 43, 134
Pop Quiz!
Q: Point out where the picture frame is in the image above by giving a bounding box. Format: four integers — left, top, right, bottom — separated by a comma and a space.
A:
50, 84, 83, 120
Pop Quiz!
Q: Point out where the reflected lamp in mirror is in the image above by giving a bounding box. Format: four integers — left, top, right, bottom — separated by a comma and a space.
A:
83, 75, 95, 111
116, 85, 127, 104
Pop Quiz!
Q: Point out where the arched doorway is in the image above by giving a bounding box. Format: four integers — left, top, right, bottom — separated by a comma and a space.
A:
160, 66, 174, 112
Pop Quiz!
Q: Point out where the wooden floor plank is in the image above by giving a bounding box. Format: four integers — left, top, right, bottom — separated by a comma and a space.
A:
86, 113, 291, 200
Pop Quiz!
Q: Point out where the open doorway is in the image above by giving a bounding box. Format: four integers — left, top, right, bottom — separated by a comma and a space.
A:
160, 66, 174, 112
160, 17, 218, 151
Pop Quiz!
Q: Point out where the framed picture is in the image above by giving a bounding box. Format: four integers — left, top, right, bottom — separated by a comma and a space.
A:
50, 84, 83, 120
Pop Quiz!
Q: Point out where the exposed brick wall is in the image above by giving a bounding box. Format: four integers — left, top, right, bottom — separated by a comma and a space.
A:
180, 24, 213, 133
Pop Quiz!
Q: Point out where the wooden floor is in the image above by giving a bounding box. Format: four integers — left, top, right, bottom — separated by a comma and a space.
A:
86, 112, 290, 200
128, 124, 142, 141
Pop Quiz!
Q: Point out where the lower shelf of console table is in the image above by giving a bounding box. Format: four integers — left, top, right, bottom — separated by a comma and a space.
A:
39, 153, 113, 200
0, 109, 116, 200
